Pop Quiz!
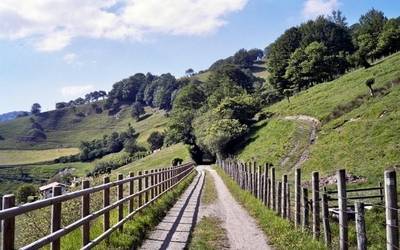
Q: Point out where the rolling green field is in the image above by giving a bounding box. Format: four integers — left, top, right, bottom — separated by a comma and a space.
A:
237, 52, 400, 185
0, 106, 167, 150
0, 148, 79, 165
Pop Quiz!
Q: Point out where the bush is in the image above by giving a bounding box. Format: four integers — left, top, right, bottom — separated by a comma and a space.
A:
172, 158, 183, 166
16, 184, 37, 203
147, 132, 165, 151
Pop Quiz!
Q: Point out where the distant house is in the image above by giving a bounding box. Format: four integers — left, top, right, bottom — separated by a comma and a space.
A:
39, 182, 67, 199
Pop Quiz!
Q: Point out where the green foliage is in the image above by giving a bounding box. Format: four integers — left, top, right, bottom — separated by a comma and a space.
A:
79, 124, 138, 161
16, 184, 37, 203
213, 94, 260, 125
131, 102, 145, 121
147, 131, 165, 151
194, 112, 247, 156
31, 103, 41, 115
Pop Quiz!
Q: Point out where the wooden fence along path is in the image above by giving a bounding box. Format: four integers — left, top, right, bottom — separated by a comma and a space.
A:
217, 159, 399, 250
0, 162, 195, 250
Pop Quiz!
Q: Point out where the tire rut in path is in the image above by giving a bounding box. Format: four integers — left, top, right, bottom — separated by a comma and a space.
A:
198, 165, 273, 250
139, 171, 204, 250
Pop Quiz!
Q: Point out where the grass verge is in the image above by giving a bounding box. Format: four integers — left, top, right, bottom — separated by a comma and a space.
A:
188, 216, 229, 250
215, 166, 326, 250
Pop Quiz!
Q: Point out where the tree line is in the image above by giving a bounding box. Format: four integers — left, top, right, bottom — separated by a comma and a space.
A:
267, 9, 400, 94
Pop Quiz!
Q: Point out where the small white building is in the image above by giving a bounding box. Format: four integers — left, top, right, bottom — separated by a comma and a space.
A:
39, 182, 67, 199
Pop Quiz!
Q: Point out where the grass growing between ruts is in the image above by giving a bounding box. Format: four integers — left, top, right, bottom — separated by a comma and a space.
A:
188, 216, 229, 250
201, 171, 217, 205
215, 166, 326, 250
189, 171, 229, 250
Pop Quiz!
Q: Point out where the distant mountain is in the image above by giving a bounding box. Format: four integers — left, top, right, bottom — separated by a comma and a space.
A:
0, 111, 28, 123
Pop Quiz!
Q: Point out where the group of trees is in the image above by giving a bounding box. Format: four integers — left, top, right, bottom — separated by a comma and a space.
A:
55, 90, 107, 110
209, 48, 264, 70
79, 124, 145, 161
166, 64, 263, 160
267, 9, 400, 94
105, 72, 182, 113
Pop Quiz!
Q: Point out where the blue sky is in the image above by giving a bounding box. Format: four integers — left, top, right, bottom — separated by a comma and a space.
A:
0, 0, 399, 114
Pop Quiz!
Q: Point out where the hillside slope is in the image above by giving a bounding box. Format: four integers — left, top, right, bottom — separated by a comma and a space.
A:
0, 105, 167, 150
237, 52, 400, 184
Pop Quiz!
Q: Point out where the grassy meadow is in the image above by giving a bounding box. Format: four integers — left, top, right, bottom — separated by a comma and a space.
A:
0, 148, 79, 166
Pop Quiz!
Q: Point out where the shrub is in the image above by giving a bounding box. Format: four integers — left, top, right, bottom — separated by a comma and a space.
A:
147, 132, 165, 151
172, 158, 183, 166
16, 184, 37, 203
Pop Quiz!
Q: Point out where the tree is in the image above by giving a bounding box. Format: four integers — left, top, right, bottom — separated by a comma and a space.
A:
365, 78, 375, 97
16, 184, 37, 203
377, 19, 400, 56
55, 102, 67, 109
353, 9, 387, 60
131, 102, 145, 121
328, 10, 347, 27
185, 68, 195, 76
283, 89, 293, 103
31, 103, 41, 115
213, 94, 260, 125
147, 132, 165, 151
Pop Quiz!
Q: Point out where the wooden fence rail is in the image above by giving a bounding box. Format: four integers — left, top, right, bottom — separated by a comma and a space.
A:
217, 159, 398, 250
0, 162, 195, 250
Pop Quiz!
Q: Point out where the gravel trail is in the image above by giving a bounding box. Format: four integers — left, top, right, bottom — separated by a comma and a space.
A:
198, 165, 272, 250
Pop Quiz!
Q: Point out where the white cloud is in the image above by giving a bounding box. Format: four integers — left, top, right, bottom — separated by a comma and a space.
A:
303, 0, 340, 19
0, 0, 248, 52
63, 53, 77, 64
61, 85, 94, 98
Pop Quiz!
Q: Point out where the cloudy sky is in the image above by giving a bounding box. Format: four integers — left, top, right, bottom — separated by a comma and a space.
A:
0, 0, 399, 113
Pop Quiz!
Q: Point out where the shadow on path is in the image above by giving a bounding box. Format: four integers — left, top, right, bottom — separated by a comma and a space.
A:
140, 171, 204, 250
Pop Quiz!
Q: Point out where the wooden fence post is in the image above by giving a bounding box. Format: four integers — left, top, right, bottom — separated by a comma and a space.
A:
267, 178, 271, 208
295, 168, 301, 228
355, 202, 367, 250
282, 175, 287, 218
384, 170, 399, 250
272, 167, 276, 211
302, 187, 309, 231
321, 193, 331, 247
2, 194, 15, 250
277, 181, 282, 216
286, 182, 291, 220
129, 172, 134, 213
337, 169, 348, 250
264, 164, 269, 205
51, 186, 62, 250
150, 170, 154, 199
103, 176, 110, 234
138, 171, 143, 207
312, 171, 320, 240
145, 170, 149, 203
118, 174, 124, 231
82, 180, 90, 247
257, 166, 262, 200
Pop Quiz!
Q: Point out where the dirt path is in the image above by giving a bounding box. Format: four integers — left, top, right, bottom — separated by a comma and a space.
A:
140, 171, 204, 250
198, 165, 272, 250
280, 115, 320, 169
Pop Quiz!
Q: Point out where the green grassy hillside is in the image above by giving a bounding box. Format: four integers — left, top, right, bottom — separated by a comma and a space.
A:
0, 148, 79, 166
237, 52, 400, 185
0, 105, 167, 150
